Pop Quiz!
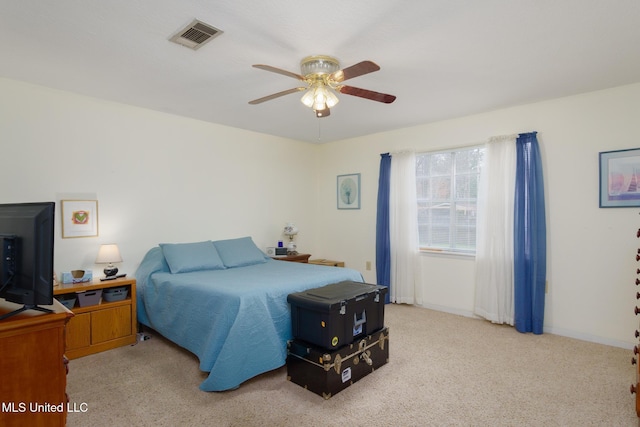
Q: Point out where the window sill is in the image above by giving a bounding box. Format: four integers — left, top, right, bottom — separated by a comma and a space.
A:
419, 248, 475, 259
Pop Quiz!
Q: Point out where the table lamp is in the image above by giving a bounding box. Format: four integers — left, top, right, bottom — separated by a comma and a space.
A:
96, 244, 123, 277
283, 223, 299, 255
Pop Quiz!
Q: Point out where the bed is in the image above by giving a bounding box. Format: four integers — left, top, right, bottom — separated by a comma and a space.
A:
135, 237, 364, 391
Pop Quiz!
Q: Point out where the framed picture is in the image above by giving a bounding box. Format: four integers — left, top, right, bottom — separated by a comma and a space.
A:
61, 200, 99, 238
337, 173, 361, 210
599, 148, 640, 208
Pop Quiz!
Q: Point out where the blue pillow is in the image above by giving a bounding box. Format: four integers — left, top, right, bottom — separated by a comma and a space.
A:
160, 241, 225, 274
213, 236, 268, 268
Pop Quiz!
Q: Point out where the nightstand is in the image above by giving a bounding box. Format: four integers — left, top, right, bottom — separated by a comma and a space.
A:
53, 276, 137, 359
271, 254, 311, 263
308, 259, 345, 267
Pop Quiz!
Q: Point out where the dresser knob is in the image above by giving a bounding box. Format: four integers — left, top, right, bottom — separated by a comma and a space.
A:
637, 228, 640, 238
633, 357, 637, 365
634, 346, 639, 355
636, 330, 640, 338
636, 307, 640, 315
636, 278, 640, 285
637, 254, 640, 261
632, 384, 637, 394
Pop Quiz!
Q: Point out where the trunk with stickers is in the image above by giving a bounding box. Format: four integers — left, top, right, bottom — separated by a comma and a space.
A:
287, 327, 389, 399
287, 281, 387, 350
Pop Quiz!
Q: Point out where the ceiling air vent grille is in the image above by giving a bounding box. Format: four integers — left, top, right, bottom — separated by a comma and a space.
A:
169, 19, 222, 50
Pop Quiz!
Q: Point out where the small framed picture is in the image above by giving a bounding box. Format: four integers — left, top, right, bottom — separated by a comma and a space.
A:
61, 200, 99, 238
337, 173, 361, 210
599, 149, 640, 208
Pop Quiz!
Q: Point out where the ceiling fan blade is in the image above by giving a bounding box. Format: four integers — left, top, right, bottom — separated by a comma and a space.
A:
252, 64, 305, 81
330, 61, 380, 83
337, 85, 396, 104
248, 87, 306, 105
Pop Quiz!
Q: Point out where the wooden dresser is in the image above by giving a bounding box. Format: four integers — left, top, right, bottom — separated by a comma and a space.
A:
0, 298, 73, 427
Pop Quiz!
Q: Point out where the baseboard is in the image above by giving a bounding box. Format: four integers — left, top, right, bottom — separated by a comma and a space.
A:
413, 303, 634, 350
543, 325, 634, 350
415, 302, 479, 319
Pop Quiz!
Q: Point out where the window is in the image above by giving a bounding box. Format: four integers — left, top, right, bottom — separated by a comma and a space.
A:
416, 146, 484, 254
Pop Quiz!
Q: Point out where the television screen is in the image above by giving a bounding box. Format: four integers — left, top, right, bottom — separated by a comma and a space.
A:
0, 202, 55, 320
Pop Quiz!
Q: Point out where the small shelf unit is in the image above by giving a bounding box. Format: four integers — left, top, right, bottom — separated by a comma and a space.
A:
54, 276, 137, 359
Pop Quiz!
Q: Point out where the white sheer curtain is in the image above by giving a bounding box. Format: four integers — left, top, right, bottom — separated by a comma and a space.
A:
474, 135, 517, 324
389, 151, 421, 304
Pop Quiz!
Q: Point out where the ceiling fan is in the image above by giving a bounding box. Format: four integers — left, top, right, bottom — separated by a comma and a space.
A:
249, 55, 396, 118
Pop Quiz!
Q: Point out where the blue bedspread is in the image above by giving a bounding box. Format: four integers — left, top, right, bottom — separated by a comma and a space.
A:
135, 247, 364, 391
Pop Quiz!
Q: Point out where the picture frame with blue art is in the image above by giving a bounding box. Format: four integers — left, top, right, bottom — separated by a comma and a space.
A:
337, 173, 360, 210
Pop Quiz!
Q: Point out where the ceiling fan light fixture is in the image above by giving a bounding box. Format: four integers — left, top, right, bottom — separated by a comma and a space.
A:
300, 89, 315, 108
300, 55, 340, 77
325, 88, 339, 108
312, 86, 328, 110
301, 83, 339, 112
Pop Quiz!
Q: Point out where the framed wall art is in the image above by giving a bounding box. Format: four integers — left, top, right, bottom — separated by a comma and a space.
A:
337, 173, 361, 210
61, 199, 99, 238
599, 148, 640, 208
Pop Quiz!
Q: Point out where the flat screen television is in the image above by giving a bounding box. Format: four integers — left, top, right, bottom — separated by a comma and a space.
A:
0, 202, 55, 320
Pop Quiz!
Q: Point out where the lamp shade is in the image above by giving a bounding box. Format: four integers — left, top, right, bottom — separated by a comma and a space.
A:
96, 244, 122, 277
95, 244, 123, 264
283, 223, 298, 237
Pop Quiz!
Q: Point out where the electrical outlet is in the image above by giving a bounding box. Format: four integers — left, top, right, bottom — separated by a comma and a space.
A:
366, 261, 371, 271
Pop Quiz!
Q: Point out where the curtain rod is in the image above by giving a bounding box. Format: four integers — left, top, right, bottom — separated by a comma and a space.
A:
381, 131, 536, 156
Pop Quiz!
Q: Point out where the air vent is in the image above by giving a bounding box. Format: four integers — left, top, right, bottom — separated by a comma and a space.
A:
169, 19, 222, 50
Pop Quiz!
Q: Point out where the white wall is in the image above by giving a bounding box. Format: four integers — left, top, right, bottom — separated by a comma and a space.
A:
0, 78, 319, 276
3, 76, 640, 349
315, 83, 640, 348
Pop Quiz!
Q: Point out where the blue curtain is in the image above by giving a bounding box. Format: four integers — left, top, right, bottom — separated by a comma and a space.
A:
514, 132, 546, 334
376, 153, 391, 303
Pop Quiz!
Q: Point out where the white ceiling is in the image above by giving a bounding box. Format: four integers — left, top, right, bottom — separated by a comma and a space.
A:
1, 1, 639, 143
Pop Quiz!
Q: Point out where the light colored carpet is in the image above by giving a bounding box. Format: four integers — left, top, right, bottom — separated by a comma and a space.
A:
66, 304, 637, 426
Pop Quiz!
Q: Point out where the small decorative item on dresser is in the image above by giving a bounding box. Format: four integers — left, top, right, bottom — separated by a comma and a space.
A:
61, 270, 92, 284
